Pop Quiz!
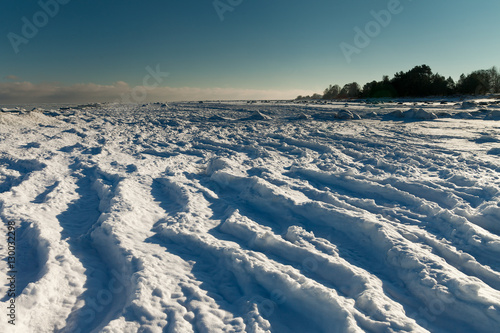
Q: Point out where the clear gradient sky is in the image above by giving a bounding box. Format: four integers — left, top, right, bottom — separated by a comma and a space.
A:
1, 0, 499, 103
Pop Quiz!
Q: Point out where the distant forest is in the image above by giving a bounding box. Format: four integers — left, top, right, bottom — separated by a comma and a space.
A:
297, 65, 500, 100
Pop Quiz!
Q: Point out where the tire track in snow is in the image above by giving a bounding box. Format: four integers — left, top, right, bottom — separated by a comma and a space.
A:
148, 176, 251, 333
286, 167, 500, 269
56, 165, 125, 333
293, 177, 500, 290
0, 158, 49, 301
205, 165, 500, 332
0, 221, 47, 302
218, 210, 425, 332
151, 228, 360, 333
155, 171, 426, 332
247, 170, 500, 292
148, 175, 359, 332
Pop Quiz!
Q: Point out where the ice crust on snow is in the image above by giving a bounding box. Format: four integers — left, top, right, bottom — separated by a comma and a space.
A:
402, 108, 438, 120
486, 110, 500, 120
244, 111, 272, 121
386, 108, 437, 120
460, 101, 478, 109
335, 110, 361, 120
0, 100, 500, 333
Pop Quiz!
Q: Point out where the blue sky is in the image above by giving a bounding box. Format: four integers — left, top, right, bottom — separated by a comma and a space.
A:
1, 0, 499, 102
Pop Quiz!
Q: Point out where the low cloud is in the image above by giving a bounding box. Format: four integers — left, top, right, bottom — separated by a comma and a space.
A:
5, 75, 20, 81
0, 81, 315, 104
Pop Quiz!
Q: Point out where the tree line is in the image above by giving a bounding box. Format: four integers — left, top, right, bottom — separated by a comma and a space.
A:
296, 65, 500, 100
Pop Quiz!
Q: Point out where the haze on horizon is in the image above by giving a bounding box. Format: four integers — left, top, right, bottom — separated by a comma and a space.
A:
1, 0, 499, 103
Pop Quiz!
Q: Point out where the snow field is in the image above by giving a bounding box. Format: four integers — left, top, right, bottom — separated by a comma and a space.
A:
0, 100, 500, 332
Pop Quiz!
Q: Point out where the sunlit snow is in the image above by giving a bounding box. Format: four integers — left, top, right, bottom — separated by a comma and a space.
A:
1, 99, 500, 333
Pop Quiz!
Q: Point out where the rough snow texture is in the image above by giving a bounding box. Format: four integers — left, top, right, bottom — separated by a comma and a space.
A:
1, 100, 500, 333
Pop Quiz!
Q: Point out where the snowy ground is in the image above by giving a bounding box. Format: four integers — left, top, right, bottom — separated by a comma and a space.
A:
1, 100, 500, 333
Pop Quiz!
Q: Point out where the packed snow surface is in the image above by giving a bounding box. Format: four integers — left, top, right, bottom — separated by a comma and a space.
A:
1, 100, 500, 333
